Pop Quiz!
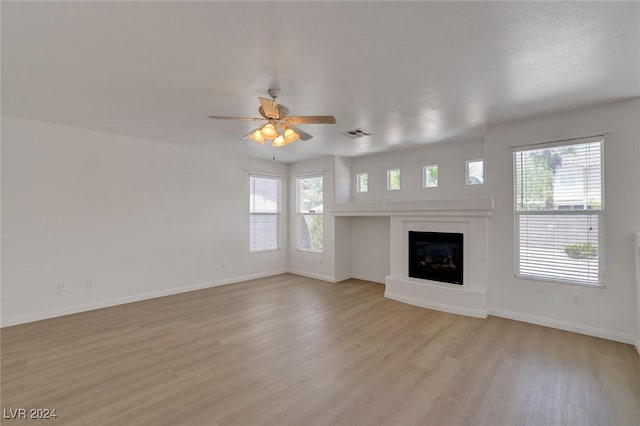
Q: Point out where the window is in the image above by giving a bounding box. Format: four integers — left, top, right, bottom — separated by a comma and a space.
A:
423, 164, 439, 188
387, 169, 401, 191
249, 175, 280, 252
513, 137, 603, 286
466, 160, 484, 185
356, 172, 368, 193
297, 175, 323, 253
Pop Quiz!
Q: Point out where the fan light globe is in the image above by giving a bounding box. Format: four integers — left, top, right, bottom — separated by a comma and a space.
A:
273, 135, 285, 146
250, 130, 265, 144
260, 123, 278, 139
283, 128, 300, 144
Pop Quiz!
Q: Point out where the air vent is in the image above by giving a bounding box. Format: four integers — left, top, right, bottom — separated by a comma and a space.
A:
341, 128, 372, 138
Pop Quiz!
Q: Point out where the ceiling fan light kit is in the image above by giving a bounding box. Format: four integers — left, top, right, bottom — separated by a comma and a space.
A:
209, 89, 336, 148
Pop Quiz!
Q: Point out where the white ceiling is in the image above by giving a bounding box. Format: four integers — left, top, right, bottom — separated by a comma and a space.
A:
3, 2, 639, 163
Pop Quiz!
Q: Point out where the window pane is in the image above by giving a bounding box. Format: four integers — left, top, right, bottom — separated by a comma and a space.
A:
298, 176, 323, 213
250, 214, 278, 251
517, 213, 601, 285
249, 175, 279, 252
514, 142, 602, 211
466, 160, 484, 185
423, 164, 438, 188
357, 172, 368, 193
514, 138, 604, 286
298, 214, 323, 252
387, 169, 400, 191
250, 176, 279, 213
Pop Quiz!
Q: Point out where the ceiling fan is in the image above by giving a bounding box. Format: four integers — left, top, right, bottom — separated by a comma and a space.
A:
208, 89, 336, 147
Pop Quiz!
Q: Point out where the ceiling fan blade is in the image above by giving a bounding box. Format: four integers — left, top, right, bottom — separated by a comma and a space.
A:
286, 125, 313, 141
259, 97, 280, 119
284, 115, 336, 124
208, 115, 266, 122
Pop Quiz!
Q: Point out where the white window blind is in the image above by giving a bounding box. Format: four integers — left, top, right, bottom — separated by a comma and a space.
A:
514, 138, 604, 286
296, 175, 323, 253
249, 175, 280, 252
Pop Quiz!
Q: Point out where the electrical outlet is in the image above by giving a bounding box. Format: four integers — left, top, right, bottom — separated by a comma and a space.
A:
86, 279, 95, 288
572, 295, 580, 305
58, 283, 67, 292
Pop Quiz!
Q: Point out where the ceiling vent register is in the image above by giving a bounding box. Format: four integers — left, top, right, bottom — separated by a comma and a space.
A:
341, 128, 372, 138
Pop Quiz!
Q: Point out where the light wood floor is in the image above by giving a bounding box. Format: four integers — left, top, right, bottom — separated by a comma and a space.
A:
2, 274, 639, 426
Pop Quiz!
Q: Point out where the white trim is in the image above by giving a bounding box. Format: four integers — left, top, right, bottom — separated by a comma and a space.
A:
384, 290, 488, 318
332, 198, 494, 217
489, 308, 635, 345
334, 274, 352, 283
291, 170, 328, 178
636, 340, 640, 357
245, 170, 285, 178
350, 273, 386, 284
0, 269, 288, 328
509, 133, 607, 150
287, 269, 338, 283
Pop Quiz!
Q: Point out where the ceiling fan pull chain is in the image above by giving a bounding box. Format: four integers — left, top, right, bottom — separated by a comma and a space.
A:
272, 146, 276, 161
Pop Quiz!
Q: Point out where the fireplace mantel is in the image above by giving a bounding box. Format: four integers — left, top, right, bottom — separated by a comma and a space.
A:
332, 198, 493, 217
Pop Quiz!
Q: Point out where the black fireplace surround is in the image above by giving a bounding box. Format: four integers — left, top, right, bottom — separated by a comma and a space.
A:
408, 231, 463, 285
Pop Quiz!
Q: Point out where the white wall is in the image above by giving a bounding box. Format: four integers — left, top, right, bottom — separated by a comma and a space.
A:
288, 156, 337, 281
350, 216, 389, 284
486, 98, 640, 342
350, 138, 486, 202
1, 116, 289, 325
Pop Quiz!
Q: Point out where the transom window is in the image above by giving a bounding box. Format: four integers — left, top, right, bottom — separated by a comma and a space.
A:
387, 169, 400, 191
513, 137, 604, 286
423, 164, 438, 188
356, 172, 368, 193
466, 159, 484, 185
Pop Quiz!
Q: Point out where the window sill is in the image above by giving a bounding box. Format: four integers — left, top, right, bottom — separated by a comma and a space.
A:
514, 274, 605, 289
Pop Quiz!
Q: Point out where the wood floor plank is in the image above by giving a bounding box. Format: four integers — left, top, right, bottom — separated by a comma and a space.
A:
1, 274, 639, 425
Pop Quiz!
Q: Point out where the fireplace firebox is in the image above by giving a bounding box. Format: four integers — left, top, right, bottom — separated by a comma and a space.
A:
408, 231, 463, 285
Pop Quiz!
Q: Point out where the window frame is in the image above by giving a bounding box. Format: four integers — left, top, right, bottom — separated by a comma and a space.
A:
356, 172, 369, 193
296, 174, 324, 254
512, 137, 605, 287
423, 164, 439, 188
249, 173, 281, 253
387, 168, 401, 191
466, 159, 484, 185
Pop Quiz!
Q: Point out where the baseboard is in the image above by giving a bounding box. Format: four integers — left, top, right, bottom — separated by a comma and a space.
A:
287, 269, 340, 283
635, 339, 640, 356
350, 273, 386, 284
288, 270, 385, 284
384, 290, 488, 319
489, 308, 636, 346
0, 269, 289, 328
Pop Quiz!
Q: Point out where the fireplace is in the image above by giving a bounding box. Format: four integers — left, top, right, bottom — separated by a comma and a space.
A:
408, 231, 463, 285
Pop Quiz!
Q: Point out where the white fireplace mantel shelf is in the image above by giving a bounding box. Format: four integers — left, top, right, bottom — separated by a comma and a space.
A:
331, 198, 494, 217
